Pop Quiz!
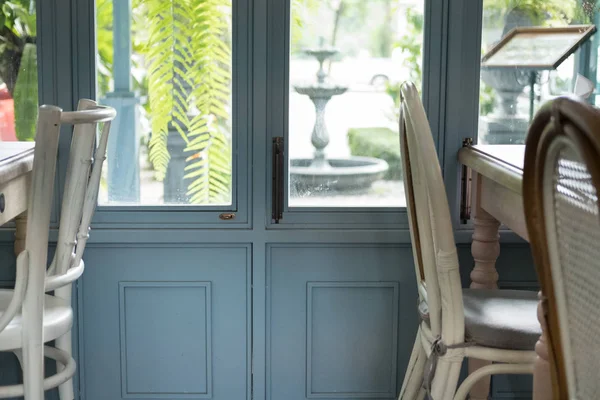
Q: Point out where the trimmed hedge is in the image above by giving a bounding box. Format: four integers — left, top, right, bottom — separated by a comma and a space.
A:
347, 127, 402, 180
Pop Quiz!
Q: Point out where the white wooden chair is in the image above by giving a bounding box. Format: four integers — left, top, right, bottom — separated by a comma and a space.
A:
0, 99, 116, 399
524, 95, 600, 400
398, 82, 538, 400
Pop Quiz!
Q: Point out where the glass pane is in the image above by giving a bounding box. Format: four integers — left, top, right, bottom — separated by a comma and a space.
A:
96, 0, 233, 206
0, 1, 38, 142
288, 0, 424, 207
478, 0, 595, 145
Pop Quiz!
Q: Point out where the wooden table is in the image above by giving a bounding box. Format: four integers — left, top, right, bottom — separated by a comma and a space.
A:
0, 142, 34, 256
458, 144, 551, 400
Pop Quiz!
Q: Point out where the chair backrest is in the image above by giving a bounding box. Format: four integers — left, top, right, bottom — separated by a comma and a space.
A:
524, 95, 600, 399
399, 82, 464, 344
51, 99, 116, 274
30, 99, 116, 296
0, 99, 115, 335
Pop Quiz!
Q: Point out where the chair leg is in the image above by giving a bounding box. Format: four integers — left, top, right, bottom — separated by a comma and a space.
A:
443, 359, 462, 398
56, 332, 74, 400
55, 286, 75, 400
533, 295, 553, 400
399, 328, 427, 399
430, 358, 463, 400
22, 309, 45, 400
21, 259, 46, 400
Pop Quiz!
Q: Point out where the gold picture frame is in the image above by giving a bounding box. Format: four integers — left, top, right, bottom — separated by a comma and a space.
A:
481, 25, 597, 70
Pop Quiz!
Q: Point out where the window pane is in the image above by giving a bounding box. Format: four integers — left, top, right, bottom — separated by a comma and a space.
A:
0, 1, 38, 142
288, 0, 423, 208
478, 0, 595, 145
96, 0, 233, 206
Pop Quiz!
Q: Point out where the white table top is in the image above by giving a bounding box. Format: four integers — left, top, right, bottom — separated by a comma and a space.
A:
458, 144, 526, 194
0, 142, 35, 183
471, 145, 525, 171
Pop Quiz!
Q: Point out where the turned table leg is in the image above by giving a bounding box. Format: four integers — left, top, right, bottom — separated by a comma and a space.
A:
469, 208, 500, 400
533, 292, 552, 400
14, 212, 27, 256
470, 209, 500, 290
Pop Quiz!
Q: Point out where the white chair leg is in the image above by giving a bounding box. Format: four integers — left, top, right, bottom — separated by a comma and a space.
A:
429, 358, 450, 400
55, 285, 75, 400
442, 359, 462, 399
55, 332, 74, 400
22, 308, 45, 400
399, 329, 427, 399
430, 357, 463, 400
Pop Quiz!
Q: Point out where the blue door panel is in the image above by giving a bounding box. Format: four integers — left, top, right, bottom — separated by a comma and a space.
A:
79, 245, 251, 400
266, 244, 417, 400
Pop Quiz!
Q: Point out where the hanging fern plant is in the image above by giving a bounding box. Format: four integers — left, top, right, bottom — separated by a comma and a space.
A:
143, 0, 232, 204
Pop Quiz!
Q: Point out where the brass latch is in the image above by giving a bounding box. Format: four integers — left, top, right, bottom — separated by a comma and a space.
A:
219, 213, 236, 221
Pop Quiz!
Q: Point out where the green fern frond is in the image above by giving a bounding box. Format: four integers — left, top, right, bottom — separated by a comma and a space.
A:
146, 0, 175, 181
182, 0, 232, 204
142, 0, 232, 203
184, 125, 231, 204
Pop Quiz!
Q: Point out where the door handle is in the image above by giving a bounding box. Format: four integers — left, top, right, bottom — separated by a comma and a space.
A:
272, 137, 284, 223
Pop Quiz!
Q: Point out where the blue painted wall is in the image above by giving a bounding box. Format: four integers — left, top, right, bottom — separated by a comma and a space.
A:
0, 240, 536, 399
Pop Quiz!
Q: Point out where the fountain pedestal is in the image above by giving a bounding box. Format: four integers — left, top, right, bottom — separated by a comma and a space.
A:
479, 9, 533, 144
310, 97, 331, 168
479, 69, 529, 144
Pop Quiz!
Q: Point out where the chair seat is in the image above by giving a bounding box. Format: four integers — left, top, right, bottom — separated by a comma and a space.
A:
0, 289, 72, 351
463, 289, 540, 351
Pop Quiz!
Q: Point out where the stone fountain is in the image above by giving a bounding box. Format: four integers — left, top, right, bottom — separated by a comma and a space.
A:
479, 9, 533, 144
479, 68, 530, 144
290, 41, 388, 194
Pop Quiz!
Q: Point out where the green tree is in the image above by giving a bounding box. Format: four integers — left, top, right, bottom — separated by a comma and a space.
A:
385, 6, 423, 112
395, 7, 423, 90
371, 0, 394, 58
96, 0, 151, 111
96, 0, 114, 97
483, 0, 577, 28
387, 0, 583, 116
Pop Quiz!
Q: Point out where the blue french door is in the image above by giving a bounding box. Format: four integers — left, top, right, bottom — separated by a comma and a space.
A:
73, 0, 441, 398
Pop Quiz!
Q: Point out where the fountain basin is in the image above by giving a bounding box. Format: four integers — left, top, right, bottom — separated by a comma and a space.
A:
290, 156, 389, 192
294, 85, 348, 98
304, 47, 338, 61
